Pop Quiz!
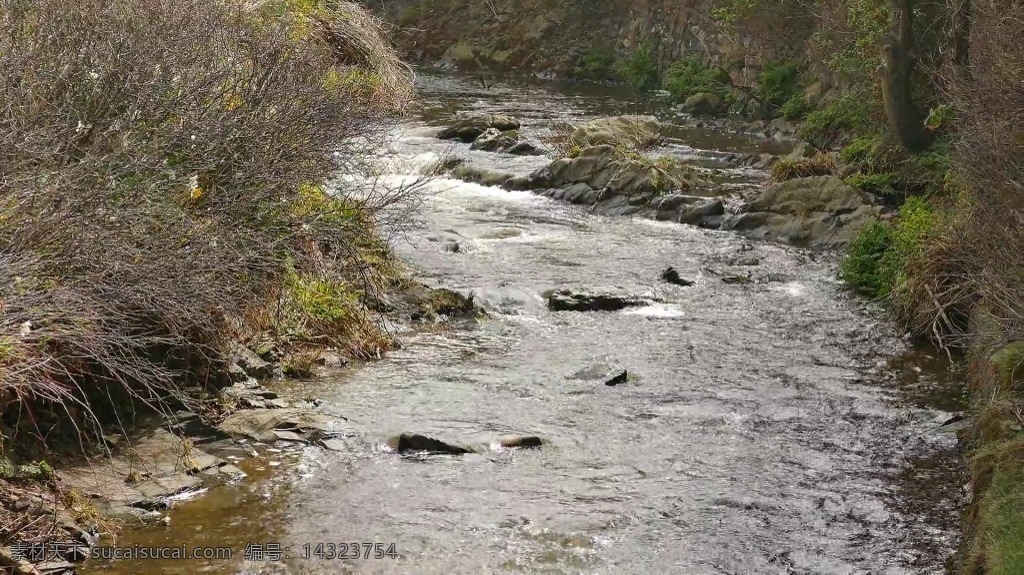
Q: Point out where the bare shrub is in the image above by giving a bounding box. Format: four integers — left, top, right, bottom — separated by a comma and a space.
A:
900, 0, 1023, 350
0, 0, 420, 453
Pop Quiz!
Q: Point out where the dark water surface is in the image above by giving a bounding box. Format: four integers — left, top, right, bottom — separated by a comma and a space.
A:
82, 73, 963, 575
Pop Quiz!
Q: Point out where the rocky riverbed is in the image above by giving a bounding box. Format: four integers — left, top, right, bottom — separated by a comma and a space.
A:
71, 72, 964, 575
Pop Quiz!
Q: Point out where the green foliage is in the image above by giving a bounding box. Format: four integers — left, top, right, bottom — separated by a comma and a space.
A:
708, 0, 761, 25
287, 271, 360, 326
798, 94, 876, 149
614, 43, 660, 91
780, 93, 813, 120
12, 460, 55, 481
925, 103, 956, 132
841, 196, 939, 298
574, 47, 616, 81
840, 134, 904, 172
757, 60, 804, 114
840, 135, 954, 197
662, 55, 731, 102
973, 446, 1024, 575
842, 220, 895, 296
844, 172, 899, 196
811, 0, 888, 84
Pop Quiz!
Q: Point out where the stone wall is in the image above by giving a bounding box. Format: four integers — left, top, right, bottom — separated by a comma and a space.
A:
372, 0, 820, 86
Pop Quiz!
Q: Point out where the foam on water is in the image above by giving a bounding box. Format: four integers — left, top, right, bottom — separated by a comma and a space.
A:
620, 303, 687, 318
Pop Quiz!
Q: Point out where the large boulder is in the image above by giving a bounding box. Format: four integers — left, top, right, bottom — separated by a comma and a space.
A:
438, 115, 520, 143
536, 145, 694, 201
569, 115, 662, 150
727, 176, 883, 249
683, 92, 725, 116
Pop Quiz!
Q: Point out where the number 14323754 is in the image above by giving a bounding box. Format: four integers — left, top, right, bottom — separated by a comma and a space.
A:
302, 542, 398, 560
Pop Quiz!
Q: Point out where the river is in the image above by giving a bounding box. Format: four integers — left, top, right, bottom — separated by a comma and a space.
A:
82, 72, 963, 575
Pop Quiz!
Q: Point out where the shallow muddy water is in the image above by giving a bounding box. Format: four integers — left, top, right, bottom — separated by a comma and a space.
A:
82, 73, 963, 575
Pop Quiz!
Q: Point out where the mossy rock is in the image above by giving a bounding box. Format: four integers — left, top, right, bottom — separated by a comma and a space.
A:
682, 92, 725, 116
429, 288, 476, 316
991, 341, 1024, 391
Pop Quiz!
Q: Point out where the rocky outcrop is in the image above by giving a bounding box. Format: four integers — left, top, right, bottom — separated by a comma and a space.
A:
438, 115, 520, 143
568, 115, 662, 149
726, 176, 883, 249
503, 144, 698, 217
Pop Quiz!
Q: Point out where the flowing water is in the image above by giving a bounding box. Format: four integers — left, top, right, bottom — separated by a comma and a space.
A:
82, 73, 964, 575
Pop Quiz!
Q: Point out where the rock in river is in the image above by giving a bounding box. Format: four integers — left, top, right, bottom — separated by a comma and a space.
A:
497, 435, 544, 449
682, 92, 726, 116
661, 267, 695, 287
547, 288, 649, 312
469, 127, 519, 152
387, 433, 476, 455
438, 115, 520, 143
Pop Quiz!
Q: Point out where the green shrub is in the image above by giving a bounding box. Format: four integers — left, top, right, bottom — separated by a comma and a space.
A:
840, 134, 904, 173
842, 196, 939, 298
925, 103, 957, 133
844, 172, 899, 196
976, 464, 1024, 575
842, 220, 895, 297
840, 135, 953, 197
780, 93, 813, 120
575, 47, 616, 81
614, 43, 660, 91
662, 55, 731, 102
799, 93, 876, 149
757, 60, 804, 113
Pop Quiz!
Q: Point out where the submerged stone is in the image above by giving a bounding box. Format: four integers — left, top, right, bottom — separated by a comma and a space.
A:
498, 435, 543, 448
660, 267, 695, 287
568, 363, 628, 386
547, 289, 649, 312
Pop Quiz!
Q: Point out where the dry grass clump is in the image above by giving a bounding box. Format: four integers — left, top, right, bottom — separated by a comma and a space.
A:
542, 122, 585, 159
0, 0, 420, 454
769, 153, 838, 183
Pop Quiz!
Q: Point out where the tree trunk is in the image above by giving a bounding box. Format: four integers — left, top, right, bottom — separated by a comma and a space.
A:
878, 0, 933, 151
949, 0, 971, 72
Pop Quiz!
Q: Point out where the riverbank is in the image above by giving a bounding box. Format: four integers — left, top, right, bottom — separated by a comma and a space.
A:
0, 0, 423, 569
